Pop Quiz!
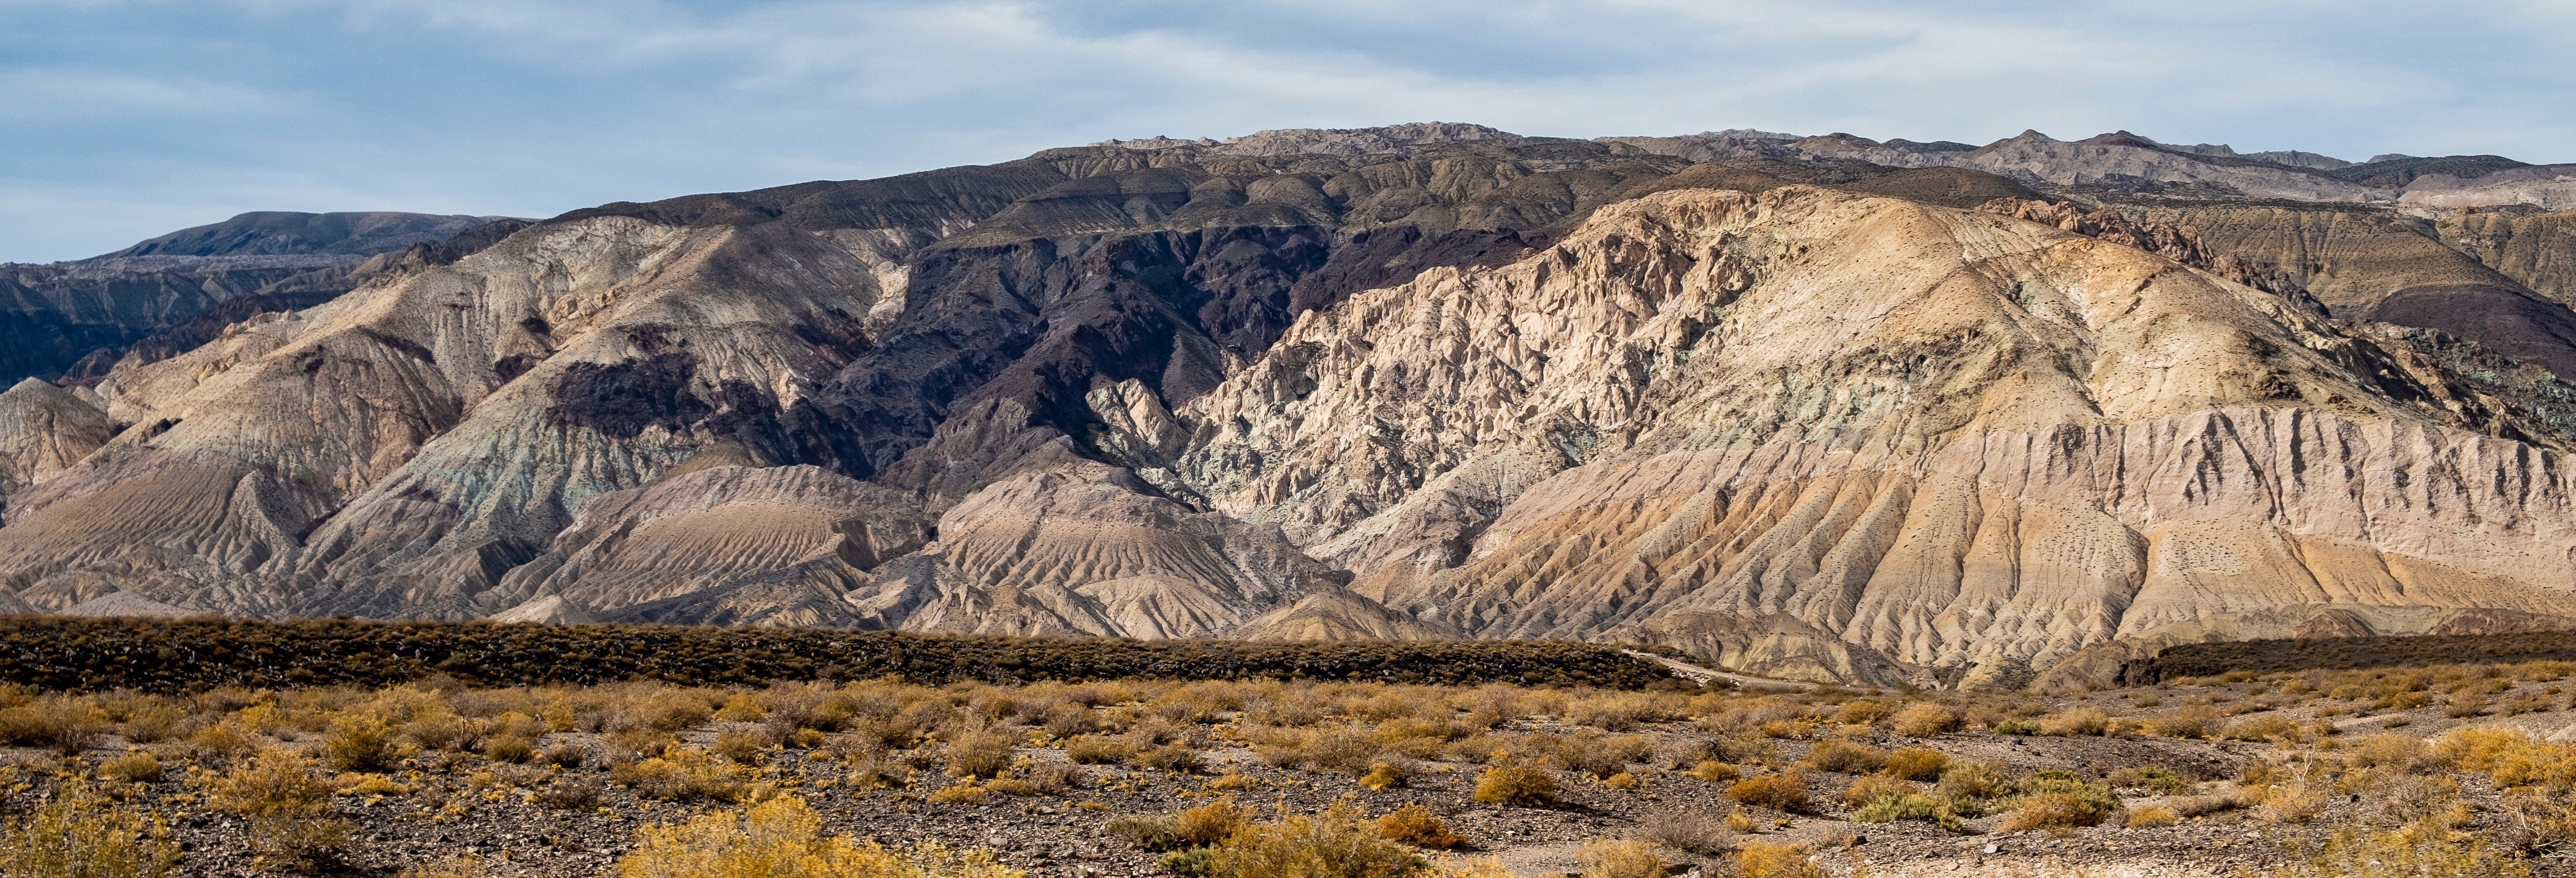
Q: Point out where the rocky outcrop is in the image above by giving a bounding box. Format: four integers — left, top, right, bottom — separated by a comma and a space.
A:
2, 213, 525, 383
1178, 186, 2576, 684
0, 378, 112, 498
494, 465, 927, 621
847, 458, 1360, 638
2400, 166, 2576, 213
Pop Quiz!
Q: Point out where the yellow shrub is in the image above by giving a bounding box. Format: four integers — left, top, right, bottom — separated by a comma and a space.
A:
210, 748, 331, 818
1577, 839, 1665, 878
926, 784, 987, 805
1840, 775, 1917, 808
1473, 764, 1559, 808
1879, 746, 1947, 781
1176, 798, 1252, 846
1889, 703, 1960, 737
321, 713, 403, 772
1733, 840, 1822, 878
1205, 800, 1422, 878
1798, 739, 1885, 773
611, 747, 749, 802
0, 782, 181, 878
1999, 793, 2106, 831
714, 693, 766, 723
1832, 700, 1891, 726
2116, 805, 2178, 828
2262, 782, 2327, 824
1375, 804, 1468, 850
617, 796, 1019, 878
98, 751, 165, 784
1689, 760, 1741, 783
2037, 708, 2108, 737
1726, 772, 1813, 813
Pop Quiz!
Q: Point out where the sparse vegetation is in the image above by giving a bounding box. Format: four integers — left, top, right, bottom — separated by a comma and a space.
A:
0, 617, 1675, 692
1, 635, 2570, 877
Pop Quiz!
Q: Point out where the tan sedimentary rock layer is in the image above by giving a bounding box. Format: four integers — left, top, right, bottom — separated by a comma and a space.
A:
847, 459, 1373, 638
494, 464, 927, 621
2109, 203, 2521, 316
0, 377, 112, 497
2438, 208, 2576, 306
1179, 185, 2576, 684
0, 215, 903, 617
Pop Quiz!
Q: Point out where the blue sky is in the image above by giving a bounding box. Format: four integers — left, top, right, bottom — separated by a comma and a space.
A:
4, 0, 2570, 263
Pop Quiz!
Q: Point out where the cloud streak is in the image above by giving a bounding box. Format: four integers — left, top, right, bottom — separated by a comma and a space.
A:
3, 0, 2569, 261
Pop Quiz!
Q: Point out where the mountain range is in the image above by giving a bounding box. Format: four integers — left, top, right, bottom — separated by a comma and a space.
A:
6, 122, 2576, 688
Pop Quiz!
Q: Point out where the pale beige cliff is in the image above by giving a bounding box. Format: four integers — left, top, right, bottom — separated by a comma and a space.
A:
1178, 186, 2576, 684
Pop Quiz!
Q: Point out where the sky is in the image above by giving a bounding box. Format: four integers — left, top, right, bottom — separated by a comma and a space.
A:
4, 0, 2571, 263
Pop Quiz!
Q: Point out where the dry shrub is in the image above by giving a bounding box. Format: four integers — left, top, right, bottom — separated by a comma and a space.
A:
1879, 746, 1947, 781
2224, 713, 2300, 742
714, 729, 773, 765
2374, 775, 2461, 826
1726, 772, 1813, 813
611, 746, 748, 802
319, 713, 402, 771
714, 693, 765, 723
925, 784, 987, 805
2443, 693, 2491, 718
481, 734, 538, 764
2037, 708, 2108, 737
2259, 822, 2532, 878
942, 730, 1018, 779
1634, 811, 1733, 854
2262, 782, 2328, 824
1935, 760, 2010, 802
544, 741, 589, 769
1107, 815, 1182, 852
1840, 775, 1917, 807
644, 692, 717, 732
1689, 760, 1742, 783
1473, 763, 1559, 808
615, 796, 1016, 878
99, 751, 166, 784
1577, 839, 1665, 878
401, 854, 488, 878
210, 747, 332, 818
1832, 700, 1891, 726
1064, 735, 1132, 765
0, 701, 104, 755
2114, 805, 2178, 828
1999, 793, 2106, 831
1176, 798, 1252, 846
1853, 787, 1959, 830
2081, 762, 2164, 790
1376, 804, 1468, 850
0, 781, 182, 878
1359, 761, 1410, 791
1733, 839, 1823, 878
2147, 708, 2218, 739
1203, 799, 1423, 878
1889, 703, 1960, 737
1797, 739, 1883, 774
1134, 741, 1207, 774
535, 777, 605, 811
1553, 732, 1653, 779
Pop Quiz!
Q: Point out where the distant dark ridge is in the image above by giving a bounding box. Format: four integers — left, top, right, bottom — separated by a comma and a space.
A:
0, 617, 1676, 693
2126, 631, 2576, 684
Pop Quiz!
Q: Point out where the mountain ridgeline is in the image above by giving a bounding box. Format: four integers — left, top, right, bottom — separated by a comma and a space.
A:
6, 122, 2576, 690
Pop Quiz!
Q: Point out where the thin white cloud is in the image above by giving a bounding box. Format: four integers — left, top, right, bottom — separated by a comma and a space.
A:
2, 0, 2571, 262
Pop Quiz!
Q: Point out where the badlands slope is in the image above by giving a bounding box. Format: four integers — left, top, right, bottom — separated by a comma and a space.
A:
5, 124, 2576, 686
